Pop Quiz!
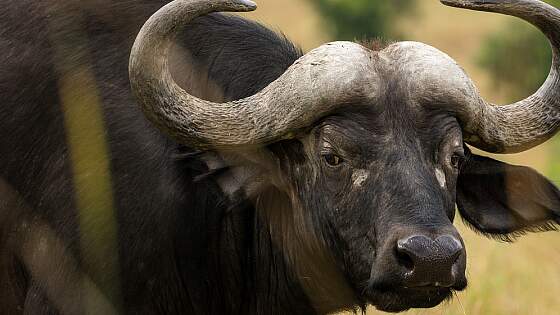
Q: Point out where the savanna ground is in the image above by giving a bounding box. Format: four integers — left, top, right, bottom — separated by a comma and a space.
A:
245, 1, 560, 314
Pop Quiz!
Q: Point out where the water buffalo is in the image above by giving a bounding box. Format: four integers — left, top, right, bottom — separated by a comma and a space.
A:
1, 0, 559, 313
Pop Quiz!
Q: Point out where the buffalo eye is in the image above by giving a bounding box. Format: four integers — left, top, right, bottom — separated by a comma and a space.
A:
450, 152, 464, 169
323, 153, 343, 167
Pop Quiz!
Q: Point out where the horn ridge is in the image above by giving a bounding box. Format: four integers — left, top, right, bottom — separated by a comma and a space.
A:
129, 0, 379, 149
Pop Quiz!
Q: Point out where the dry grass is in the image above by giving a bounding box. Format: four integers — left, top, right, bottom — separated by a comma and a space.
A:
245, 1, 560, 314
241, 0, 330, 51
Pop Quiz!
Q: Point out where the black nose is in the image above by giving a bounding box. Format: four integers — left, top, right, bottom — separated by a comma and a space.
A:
396, 234, 463, 287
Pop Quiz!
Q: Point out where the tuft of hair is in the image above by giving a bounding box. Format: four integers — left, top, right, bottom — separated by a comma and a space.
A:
460, 215, 559, 243
357, 38, 392, 51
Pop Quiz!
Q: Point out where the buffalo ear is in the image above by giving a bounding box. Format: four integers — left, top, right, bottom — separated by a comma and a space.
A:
456, 151, 560, 241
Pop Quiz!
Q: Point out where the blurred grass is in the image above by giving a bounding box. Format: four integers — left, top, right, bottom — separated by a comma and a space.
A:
242, 0, 330, 51
245, 1, 559, 314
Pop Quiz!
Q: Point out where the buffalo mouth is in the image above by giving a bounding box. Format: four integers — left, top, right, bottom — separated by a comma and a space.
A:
364, 282, 467, 313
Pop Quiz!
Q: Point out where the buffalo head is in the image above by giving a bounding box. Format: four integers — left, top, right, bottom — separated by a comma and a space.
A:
129, 0, 560, 312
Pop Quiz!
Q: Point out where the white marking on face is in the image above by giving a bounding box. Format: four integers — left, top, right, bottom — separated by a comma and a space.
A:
435, 168, 446, 188
352, 169, 369, 188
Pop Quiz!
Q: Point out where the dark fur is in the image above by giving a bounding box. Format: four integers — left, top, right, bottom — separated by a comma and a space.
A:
1, 1, 559, 314
0, 2, 314, 314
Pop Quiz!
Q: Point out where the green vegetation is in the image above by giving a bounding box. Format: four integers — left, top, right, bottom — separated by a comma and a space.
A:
307, 0, 416, 40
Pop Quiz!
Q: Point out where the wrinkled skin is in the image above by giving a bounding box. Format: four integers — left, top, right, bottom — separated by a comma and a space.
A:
301, 112, 465, 308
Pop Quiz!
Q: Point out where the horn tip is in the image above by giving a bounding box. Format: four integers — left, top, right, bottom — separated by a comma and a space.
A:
440, 0, 501, 8
238, 0, 257, 11
440, 0, 466, 7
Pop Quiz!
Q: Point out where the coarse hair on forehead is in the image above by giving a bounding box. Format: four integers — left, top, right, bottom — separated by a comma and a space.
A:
357, 38, 393, 52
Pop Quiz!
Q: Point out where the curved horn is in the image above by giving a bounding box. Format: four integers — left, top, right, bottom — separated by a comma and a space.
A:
129, 0, 379, 149
442, 0, 560, 153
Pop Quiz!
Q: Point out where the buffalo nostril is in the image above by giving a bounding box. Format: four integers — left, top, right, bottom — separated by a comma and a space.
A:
395, 234, 464, 287
395, 236, 429, 270
395, 245, 415, 271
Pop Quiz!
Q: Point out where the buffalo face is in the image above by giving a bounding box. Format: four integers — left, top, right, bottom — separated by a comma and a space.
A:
273, 103, 468, 311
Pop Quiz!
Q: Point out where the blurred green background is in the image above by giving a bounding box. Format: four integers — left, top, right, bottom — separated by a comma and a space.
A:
243, 0, 560, 314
